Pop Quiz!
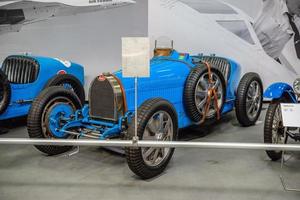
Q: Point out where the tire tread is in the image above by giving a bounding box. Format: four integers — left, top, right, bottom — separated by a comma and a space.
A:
27, 86, 82, 155
235, 72, 263, 126
125, 98, 178, 179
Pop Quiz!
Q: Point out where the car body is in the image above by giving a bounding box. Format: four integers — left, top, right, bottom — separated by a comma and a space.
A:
28, 48, 263, 179
264, 82, 297, 103
0, 55, 85, 120
263, 79, 300, 161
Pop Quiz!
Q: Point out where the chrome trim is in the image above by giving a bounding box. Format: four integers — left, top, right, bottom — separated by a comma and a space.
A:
1, 138, 300, 152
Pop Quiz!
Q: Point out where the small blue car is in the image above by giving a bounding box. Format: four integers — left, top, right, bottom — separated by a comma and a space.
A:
0, 55, 85, 121
27, 46, 263, 179
263, 79, 300, 161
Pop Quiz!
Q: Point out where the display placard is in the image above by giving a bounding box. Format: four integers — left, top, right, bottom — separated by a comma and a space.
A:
122, 37, 150, 77
281, 103, 300, 127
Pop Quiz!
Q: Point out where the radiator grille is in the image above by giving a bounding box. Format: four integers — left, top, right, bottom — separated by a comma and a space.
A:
1, 56, 39, 84
200, 56, 230, 80
89, 74, 124, 122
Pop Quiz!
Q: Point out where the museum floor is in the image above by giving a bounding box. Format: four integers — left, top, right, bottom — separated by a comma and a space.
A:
0, 104, 299, 200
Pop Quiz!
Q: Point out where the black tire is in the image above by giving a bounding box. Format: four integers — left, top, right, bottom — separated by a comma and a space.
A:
264, 100, 287, 161
44, 74, 85, 104
27, 86, 82, 155
125, 98, 178, 179
184, 65, 226, 122
235, 72, 263, 126
0, 69, 11, 114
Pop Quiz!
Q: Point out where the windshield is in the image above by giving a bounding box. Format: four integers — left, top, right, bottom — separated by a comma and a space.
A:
217, 20, 255, 45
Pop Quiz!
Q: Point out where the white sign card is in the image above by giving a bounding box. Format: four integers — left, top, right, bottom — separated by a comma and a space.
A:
122, 37, 150, 77
281, 103, 300, 127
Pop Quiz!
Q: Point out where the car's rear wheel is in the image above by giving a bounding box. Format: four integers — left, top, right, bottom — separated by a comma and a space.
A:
184, 65, 226, 123
235, 72, 263, 126
125, 98, 178, 179
44, 74, 85, 104
27, 86, 82, 155
264, 101, 287, 161
0, 69, 11, 115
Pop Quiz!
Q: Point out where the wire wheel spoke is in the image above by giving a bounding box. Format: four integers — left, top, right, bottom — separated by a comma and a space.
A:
213, 79, 220, 89
162, 118, 172, 136
247, 101, 255, 115
158, 113, 165, 132
146, 118, 158, 135
143, 147, 156, 159
199, 76, 209, 89
195, 90, 207, 98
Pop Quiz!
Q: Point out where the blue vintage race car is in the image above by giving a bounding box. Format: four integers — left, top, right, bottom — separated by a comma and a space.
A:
27, 46, 263, 179
263, 79, 300, 161
0, 55, 85, 121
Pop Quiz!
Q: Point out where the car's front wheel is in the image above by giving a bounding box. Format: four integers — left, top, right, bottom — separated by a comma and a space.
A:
27, 87, 82, 155
235, 72, 263, 126
125, 98, 178, 179
264, 101, 287, 161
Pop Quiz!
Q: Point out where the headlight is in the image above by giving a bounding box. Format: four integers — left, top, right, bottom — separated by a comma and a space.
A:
293, 78, 300, 94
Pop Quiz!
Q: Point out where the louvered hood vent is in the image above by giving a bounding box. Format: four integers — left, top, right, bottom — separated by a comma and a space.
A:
1, 56, 39, 84
201, 56, 230, 80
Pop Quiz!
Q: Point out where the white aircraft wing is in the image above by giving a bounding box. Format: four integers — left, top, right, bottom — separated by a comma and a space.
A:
0, 0, 135, 8
0, 0, 135, 34
149, 0, 297, 88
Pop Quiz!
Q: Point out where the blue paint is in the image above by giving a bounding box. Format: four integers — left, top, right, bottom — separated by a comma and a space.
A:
264, 82, 297, 103
114, 51, 240, 128
48, 103, 74, 138
50, 50, 245, 140
0, 55, 84, 120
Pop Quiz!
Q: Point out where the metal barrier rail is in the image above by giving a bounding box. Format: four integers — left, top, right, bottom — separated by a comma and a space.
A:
0, 138, 300, 151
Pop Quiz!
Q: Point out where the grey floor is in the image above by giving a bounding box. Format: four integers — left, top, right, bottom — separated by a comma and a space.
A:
0, 105, 299, 200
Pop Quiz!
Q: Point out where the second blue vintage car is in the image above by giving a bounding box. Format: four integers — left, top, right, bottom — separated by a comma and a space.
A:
27, 45, 263, 179
0, 55, 85, 121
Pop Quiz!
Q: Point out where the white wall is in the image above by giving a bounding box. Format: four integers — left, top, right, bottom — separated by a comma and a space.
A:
222, 0, 262, 18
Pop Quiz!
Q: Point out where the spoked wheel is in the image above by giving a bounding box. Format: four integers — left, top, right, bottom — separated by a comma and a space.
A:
264, 101, 287, 161
236, 72, 263, 126
142, 111, 174, 167
27, 87, 82, 155
246, 81, 262, 120
184, 65, 226, 122
195, 70, 224, 119
125, 98, 178, 179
